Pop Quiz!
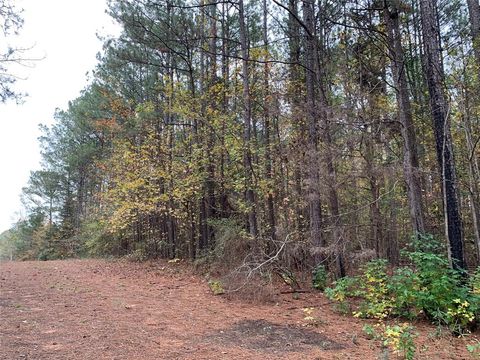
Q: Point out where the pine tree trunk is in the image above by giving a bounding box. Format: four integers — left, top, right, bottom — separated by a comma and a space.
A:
468, 0, 480, 75
460, 80, 480, 263
263, 0, 275, 241
238, 0, 258, 237
288, 0, 307, 237
302, 0, 323, 251
206, 0, 217, 247
315, 3, 344, 277
420, 0, 466, 271
384, 0, 425, 236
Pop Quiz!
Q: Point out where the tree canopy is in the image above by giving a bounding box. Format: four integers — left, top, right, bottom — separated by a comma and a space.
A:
3, 0, 480, 277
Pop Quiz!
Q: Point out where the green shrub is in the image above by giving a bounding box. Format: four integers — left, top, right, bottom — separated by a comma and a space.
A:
388, 267, 420, 319
326, 234, 480, 334
83, 220, 117, 256
405, 236, 478, 333
383, 324, 417, 360
208, 280, 225, 295
325, 276, 358, 313
312, 264, 327, 291
363, 323, 417, 360
354, 259, 394, 319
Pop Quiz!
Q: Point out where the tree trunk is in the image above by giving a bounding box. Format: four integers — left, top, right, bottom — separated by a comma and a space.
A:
263, 0, 276, 241
315, 3, 344, 277
468, 0, 480, 75
238, 0, 258, 237
384, 0, 425, 236
420, 0, 466, 271
206, 0, 217, 247
460, 72, 480, 263
302, 0, 323, 252
288, 0, 307, 237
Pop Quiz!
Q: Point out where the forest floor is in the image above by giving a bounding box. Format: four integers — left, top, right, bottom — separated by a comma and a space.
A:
0, 259, 478, 360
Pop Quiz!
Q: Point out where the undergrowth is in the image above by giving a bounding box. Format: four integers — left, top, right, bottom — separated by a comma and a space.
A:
325, 234, 480, 336
363, 323, 417, 360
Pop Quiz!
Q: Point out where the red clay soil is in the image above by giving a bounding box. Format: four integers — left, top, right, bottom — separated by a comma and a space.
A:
0, 259, 478, 359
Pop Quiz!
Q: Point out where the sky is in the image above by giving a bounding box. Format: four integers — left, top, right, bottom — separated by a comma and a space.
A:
0, 0, 120, 233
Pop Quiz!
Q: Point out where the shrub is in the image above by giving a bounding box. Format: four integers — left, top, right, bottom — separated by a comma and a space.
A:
208, 280, 225, 295
354, 259, 394, 319
83, 220, 118, 256
324, 276, 358, 313
312, 264, 327, 291
326, 234, 480, 334
383, 323, 417, 360
363, 323, 417, 360
388, 267, 420, 319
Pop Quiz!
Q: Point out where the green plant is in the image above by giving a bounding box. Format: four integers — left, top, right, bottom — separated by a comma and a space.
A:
362, 324, 380, 340
312, 264, 327, 291
405, 235, 478, 333
83, 219, 117, 256
467, 339, 480, 358
445, 298, 477, 335
324, 276, 358, 313
354, 259, 394, 319
208, 280, 225, 295
383, 324, 417, 360
302, 307, 318, 326
363, 322, 417, 360
388, 267, 420, 319
325, 234, 479, 334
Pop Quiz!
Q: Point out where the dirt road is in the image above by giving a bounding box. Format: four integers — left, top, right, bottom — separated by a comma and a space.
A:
0, 260, 475, 359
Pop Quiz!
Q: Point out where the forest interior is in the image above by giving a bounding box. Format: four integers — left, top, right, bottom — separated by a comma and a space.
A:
3, 0, 480, 359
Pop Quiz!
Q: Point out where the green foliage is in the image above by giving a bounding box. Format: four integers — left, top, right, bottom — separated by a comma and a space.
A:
324, 276, 358, 313
404, 235, 478, 334
326, 234, 480, 334
354, 259, 393, 319
362, 324, 379, 340
363, 323, 417, 360
312, 264, 327, 291
388, 267, 420, 319
383, 324, 417, 360
208, 280, 225, 295
83, 220, 117, 257
467, 339, 480, 358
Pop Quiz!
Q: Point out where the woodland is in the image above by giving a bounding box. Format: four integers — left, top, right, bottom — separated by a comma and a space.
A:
2, 0, 480, 347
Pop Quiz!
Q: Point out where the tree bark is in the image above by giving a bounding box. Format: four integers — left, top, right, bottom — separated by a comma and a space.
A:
263, 0, 276, 241
419, 0, 466, 271
384, 0, 425, 236
238, 0, 258, 237
288, 0, 307, 237
460, 72, 480, 263
206, 0, 217, 247
302, 0, 323, 252
468, 0, 480, 75
314, 2, 344, 276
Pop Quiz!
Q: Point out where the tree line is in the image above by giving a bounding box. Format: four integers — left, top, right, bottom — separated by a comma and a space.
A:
2, 0, 480, 276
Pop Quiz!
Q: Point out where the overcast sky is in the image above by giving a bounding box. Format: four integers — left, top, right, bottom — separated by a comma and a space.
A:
0, 0, 119, 233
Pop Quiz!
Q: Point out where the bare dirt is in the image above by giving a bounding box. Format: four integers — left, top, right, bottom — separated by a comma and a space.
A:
0, 259, 478, 359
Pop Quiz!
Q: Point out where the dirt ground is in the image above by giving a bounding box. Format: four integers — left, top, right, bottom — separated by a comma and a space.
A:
0, 259, 478, 359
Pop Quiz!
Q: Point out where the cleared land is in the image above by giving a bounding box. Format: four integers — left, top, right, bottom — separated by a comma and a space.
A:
0, 259, 477, 359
